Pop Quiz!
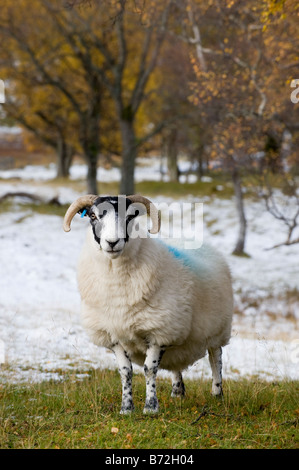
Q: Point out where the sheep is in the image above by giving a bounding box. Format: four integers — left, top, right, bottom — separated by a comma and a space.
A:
63, 194, 233, 414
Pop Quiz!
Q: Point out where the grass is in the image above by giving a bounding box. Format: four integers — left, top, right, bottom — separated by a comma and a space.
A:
0, 370, 298, 449
135, 179, 235, 199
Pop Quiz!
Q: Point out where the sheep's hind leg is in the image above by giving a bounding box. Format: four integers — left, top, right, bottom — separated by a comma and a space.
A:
112, 343, 134, 414
143, 345, 165, 414
208, 346, 223, 397
171, 371, 185, 397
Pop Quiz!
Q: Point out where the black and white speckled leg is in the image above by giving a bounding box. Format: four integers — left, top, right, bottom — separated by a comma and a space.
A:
171, 371, 186, 397
143, 345, 165, 414
208, 346, 223, 396
112, 343, 134, 414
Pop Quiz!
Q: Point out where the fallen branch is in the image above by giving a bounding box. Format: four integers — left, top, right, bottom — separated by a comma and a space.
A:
191, 405, 209, 425
191, 405, 237, 425
0, 191, 62, 206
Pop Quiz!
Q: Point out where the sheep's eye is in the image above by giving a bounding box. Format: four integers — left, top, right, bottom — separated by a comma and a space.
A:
90, 213, 97, 220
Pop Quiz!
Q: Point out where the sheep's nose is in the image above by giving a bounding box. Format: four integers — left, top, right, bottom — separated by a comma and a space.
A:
106, 239, 119, 249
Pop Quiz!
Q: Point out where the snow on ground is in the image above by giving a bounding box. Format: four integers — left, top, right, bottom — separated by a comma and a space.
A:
0, 156, 194, 184
0, 160, 298, 384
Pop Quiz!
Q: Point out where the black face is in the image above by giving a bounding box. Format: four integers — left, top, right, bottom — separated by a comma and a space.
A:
93, 196, 133, 216
80, 196, 141, 252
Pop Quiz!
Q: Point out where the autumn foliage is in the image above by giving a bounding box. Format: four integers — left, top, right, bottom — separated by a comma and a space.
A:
0, 0, 298, 194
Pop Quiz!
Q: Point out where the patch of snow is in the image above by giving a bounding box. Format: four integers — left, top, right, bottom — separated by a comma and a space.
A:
0, 157, 200, 184
0, 158, 168, 183
0, 164, 57, 181
0, 126, 22, 135
201, 176, 213, 183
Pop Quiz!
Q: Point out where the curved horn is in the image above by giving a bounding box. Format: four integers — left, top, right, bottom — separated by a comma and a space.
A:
63, 194, 98, 232
127, 194, 161, 234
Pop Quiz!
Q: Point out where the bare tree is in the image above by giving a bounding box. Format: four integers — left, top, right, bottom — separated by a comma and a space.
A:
261, 176, 299, 249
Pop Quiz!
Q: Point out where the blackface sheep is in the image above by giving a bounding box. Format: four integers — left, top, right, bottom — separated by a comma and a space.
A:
63, 194, 233, 414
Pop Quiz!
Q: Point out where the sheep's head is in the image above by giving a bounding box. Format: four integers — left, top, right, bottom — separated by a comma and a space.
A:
63, 194, 161, 259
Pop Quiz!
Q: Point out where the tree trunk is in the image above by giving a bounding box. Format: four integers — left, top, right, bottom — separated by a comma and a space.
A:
196, 146, 204, 180
232, 164, 247, 255
80, 110, 100, 195
56, 137, 73, 178
119, 118, 137, 195
82, 137, 99, 194
81, 140, 99, 195
64, 144, 73, 176
166, 128, 179, 182
197, 155, 203, 179
87, 160, 98, 194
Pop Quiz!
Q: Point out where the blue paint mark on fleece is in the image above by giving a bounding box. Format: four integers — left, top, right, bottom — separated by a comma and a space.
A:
166, 244, 198, 271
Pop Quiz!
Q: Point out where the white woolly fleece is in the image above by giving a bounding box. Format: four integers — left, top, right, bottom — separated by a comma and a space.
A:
77, 227, 233, 372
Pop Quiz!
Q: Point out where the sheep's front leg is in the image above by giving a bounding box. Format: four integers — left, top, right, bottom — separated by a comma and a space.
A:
143, 345, 165, 414
112, 343, 134, 414
208, 346, 223, 396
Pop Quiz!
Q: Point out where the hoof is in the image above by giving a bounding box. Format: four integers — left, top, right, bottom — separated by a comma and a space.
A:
120, 406, 134, 415
143, 406, 159, 415
120, 409, 134, 415
171, 379, 185, 398
214, 393, 224, 400
171, 391, 185, 398
171, 385, 186, 398
211, 384, 223, 397
143, 396, 159, 414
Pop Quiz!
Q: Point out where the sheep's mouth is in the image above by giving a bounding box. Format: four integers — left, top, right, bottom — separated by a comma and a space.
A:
104, 248, 123, 259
